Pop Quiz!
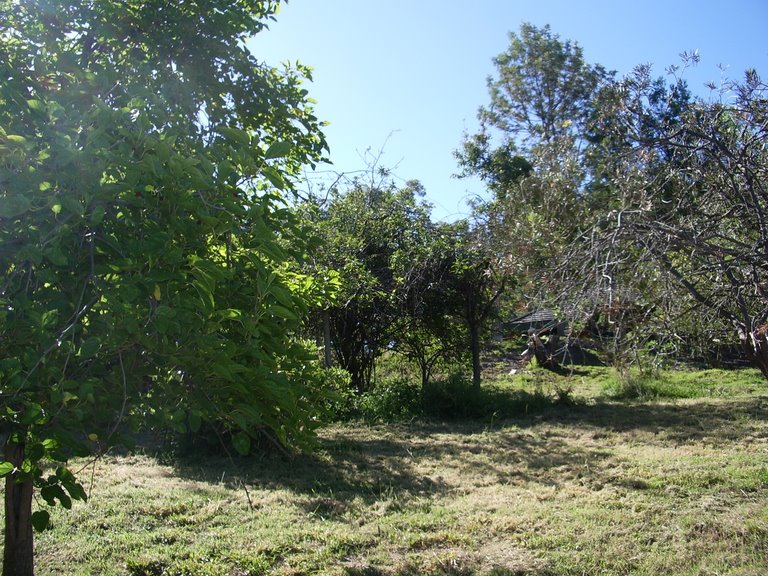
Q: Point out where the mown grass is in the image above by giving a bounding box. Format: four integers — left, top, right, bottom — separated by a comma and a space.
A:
16, 368, 768, 575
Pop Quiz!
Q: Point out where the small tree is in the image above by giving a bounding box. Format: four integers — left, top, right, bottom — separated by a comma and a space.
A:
305, 178, 437, 390
393, 221, 469, 389
0, 1, 328, 573
445, 222, 508, 389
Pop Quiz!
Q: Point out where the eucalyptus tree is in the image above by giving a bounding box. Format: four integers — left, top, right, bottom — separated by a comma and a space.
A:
0, 1, 329, 573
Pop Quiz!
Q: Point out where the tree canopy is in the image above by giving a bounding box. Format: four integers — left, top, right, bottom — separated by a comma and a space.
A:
0, 1, 330, 573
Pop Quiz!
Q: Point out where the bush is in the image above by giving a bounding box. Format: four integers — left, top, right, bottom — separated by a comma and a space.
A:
422, 373, 553, 420
328, 368, 583, 424
317, 367, 357, 421
356, 377, 422, 422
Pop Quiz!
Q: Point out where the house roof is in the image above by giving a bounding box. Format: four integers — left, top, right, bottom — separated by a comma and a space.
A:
510, 309, 557, 324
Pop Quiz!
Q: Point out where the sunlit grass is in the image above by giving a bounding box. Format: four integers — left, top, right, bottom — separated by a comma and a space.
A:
21, 367, 768, 575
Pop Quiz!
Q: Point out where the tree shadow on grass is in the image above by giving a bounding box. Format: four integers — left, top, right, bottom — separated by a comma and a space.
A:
158, 395, 768, 575
530, 395, 768, 443
169, 395, 767, 505
169, 418, 612, 510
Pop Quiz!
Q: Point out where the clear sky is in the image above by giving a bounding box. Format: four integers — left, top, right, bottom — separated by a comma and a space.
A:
249, 0, 768, 221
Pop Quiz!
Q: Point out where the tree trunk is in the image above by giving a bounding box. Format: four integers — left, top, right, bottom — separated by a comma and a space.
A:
419, 360, 429, 391
470, 322, 481, 389
4, 439, 35, 576
322, 310, 333, 368
529, 331, 560, 371
736, 321, 768, 379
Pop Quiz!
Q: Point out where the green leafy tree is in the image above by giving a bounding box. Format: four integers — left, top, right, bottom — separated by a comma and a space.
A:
447, 222, 508, 388
392, 220, 469, 390
0, 1, 328, 573
305, 177, 437, 391
456, 25, 612, 370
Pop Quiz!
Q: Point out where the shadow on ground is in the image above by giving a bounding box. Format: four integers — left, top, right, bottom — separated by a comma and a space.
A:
168, 396, 768, 506
538, 395, 768, 442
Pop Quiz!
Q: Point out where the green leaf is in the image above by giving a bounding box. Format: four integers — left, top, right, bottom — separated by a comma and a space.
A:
4, 134, 27, 145
270, 285, 297, 309
90, 204, 106, 225
21, 403, 45, 426
232, 410, 248, 431
31, 510, 51, 532
219, 309, 243, 320
269, 305, 299, 321
0, 462, 15, 478
217, 126, 251, 146
61, 195, 84, 216
232, 431, 251, 456
63, 481, 88, 502
27, 442, 45, 463
265, 140, 292, 159
0, 196, 32, 218
44, 246, 68, 266
79, 337, 101, 359
188, 411, 202, 433
55, 466, 76, 483
261, 166, 286, 190
40, 484, 71, 509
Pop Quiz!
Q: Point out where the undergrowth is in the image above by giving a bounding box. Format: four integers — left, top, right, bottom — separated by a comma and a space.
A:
601, 367, 766, 400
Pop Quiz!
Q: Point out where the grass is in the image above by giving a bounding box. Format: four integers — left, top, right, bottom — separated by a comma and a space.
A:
15, 367, 768, 575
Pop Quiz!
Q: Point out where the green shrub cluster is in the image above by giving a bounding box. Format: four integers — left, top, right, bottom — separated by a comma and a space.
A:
355, 377, 423, 421
344, 372, 563, 422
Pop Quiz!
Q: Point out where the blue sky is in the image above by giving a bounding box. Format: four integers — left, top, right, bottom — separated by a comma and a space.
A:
249, 0, 768, 221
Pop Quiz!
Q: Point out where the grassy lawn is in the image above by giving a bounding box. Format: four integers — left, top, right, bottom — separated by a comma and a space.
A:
21, 368, 768, 575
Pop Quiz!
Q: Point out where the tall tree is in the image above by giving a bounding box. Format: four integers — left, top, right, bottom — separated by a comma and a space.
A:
579, 65, 768, 377
456, 24, 611, 312
476, 23, 608, 150
0, 1, 328, 573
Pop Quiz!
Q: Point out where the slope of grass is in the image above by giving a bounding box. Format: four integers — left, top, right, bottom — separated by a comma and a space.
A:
16, 368, 768, 575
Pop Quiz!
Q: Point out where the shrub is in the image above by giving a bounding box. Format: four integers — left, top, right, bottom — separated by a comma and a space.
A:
317, 367, 357, 421
602, 368, 699, 400
422, 373, 553, 420
356, 377, 422, 422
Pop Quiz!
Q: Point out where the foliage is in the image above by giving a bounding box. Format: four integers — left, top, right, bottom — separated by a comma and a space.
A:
444, 222, 509, 388
313, 367, 357, 421
578, 65, 768, 377
456, 23, 611, 278
393, 220, 472, 388
455, 24, 614, 383
0, 0, 329, 568
421, 373, 555, 421
460, 23, 768, 378
354, 377, 422, 422
304, 176, 468, 391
